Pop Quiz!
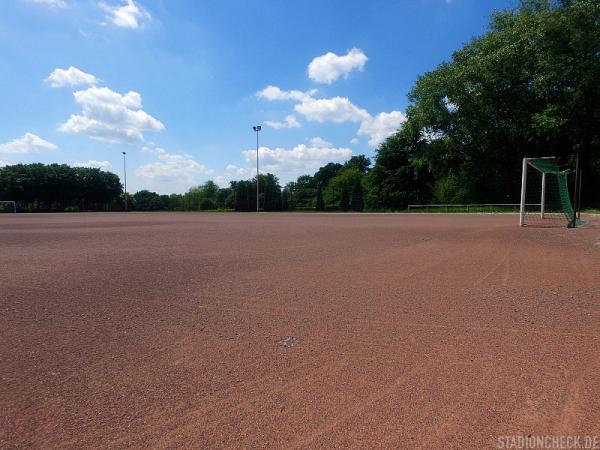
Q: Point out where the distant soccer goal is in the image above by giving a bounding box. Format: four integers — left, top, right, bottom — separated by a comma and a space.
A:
519, 157, 580, 228
0, 201, 16, 213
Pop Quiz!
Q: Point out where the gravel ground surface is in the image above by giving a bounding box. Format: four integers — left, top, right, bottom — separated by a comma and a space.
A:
1, 212, 599, 449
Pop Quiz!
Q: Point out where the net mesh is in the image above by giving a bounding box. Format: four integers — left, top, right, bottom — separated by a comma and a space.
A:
523, 158, 581, 227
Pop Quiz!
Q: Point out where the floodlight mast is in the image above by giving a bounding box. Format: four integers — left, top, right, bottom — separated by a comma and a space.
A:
253, 125, 261, 212
122, 151, 128, 212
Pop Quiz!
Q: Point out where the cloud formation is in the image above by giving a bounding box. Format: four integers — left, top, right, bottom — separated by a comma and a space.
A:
224, 163, 255, 178
46, 66, 98, 88
0, 133, 57, 154
265, 115, 301, 129
72, 160, 112, 170
99, 0, 150, 29
308, 137, 333, 147
308, 48, 368, 84
256, 82, 406, 147
136, 147, 213, 192
256, 85, 317, 102
294, 96, 370, 123
241, 139, 352, 176
59, 86, 164, 143
219, 137, 352, 186
212, 175, 229, 187
358, 111, 407, 146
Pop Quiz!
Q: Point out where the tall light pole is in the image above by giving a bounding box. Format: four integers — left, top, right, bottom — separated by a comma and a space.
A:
253, 125, 261, 212
122, 151, 127, 211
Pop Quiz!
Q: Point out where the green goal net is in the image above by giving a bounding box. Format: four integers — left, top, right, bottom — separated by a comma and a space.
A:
519, 157, 581, 228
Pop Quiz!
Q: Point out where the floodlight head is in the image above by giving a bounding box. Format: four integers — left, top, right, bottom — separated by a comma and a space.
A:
253, 125, 261, 132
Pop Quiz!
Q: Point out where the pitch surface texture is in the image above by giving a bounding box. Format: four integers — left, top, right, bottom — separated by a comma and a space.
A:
1, 213, 599, 448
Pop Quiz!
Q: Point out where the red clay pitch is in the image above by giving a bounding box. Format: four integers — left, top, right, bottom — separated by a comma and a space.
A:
1, 213, 599, 448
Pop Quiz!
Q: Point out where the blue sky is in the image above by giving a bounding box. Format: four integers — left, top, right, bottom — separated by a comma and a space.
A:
0, 0, 516, 193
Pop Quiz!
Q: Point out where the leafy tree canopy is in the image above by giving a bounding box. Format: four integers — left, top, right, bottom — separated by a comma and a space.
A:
369, 0, 600, 207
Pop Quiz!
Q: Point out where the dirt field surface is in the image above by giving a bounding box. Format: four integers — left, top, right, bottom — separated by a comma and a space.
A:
1, 213, 600, 449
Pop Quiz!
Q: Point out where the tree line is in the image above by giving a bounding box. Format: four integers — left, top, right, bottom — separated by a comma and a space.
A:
0, 164, 122, 212
1, 1, 598, 213
128, 174, 286, 212
0, 163, 291, 212
0, 160, 370, 212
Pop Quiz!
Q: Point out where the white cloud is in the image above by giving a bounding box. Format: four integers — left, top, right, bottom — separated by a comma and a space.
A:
256, 85, 317, 102
213, 165, 252, 189
217, 138, 352, 185
59, 86, 164, 143
99, 0, 150, 29
241, 141, 352, 176
72, 160, 112, 170
308, 137, 332, 147
358, 110, 406, 146
265, 115, 301, 129
0, 160, 8, 167
294, 96, 370, 123
308, 48, 368, 84
26, 0, 68, 8
225, 164, 255, 178
46, 66, 98, 88
136, 147, 213, 192
0, 133, 57, 154
256, 81, 406, 149
212, 175, 229, 188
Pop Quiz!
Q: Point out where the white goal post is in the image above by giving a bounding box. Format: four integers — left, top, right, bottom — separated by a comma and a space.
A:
0, 201, 16, 213
519, 157, 575, 227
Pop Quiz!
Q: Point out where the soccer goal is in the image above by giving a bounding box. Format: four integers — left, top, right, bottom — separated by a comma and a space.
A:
0, 201, 16, 213
519, 157, 579, 228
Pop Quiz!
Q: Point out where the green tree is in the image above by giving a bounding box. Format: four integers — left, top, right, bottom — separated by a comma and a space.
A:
167, 194, 183, 210
133, 190, 167, 211
368, 0, 600, 208
350, 176, 364, 211
315, 184, 325, 211
314, 162, 343, 185
230, 174, 283, 211
286, 175, 316, 208
0, 163, 122, 212
260, 173, 283, 211
202, 180, 219, 200
281, 188, 289, 210
366, 126, 434, 209
217, 188, 232, 209
344, 155, 371, 174
339, 184, 350, 211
